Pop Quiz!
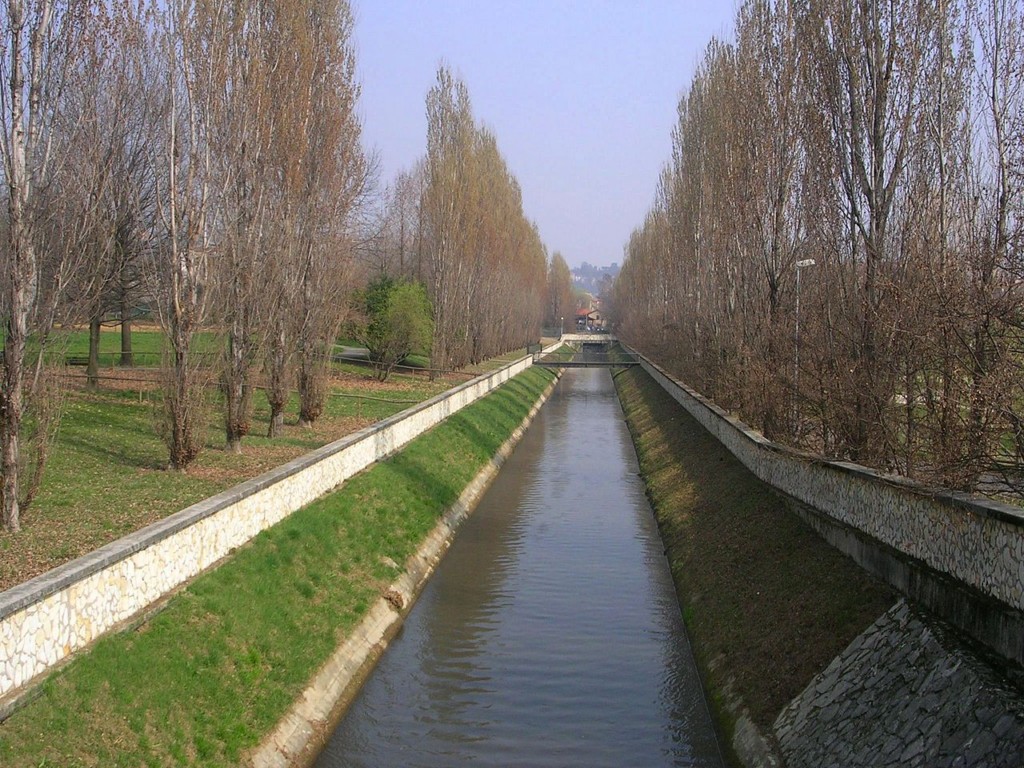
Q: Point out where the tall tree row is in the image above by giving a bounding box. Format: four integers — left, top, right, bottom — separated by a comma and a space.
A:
614, 0, 1024, 494
148, 0, 366, 463
1, 0, 101, 531
0, 0, 368, 531
372, 66, 547, 371
546, 251, 574, 333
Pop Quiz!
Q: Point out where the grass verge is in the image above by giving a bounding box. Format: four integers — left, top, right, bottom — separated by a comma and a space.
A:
63, 327, 170, 362
612, 366, 894, 747
541, 343, 576, 362
0, 366, 555, 767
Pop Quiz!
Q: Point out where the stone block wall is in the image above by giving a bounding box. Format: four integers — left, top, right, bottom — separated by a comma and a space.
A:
774, 600, 1024, 768
629, 349, 1024, 663
0, 356, 535, 704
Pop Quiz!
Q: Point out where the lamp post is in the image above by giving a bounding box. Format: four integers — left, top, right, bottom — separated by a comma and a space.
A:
794, 259, 816, 434
559, 317, 563, 340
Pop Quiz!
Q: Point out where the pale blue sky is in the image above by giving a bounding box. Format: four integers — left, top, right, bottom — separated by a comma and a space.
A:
352, 1, 737, 268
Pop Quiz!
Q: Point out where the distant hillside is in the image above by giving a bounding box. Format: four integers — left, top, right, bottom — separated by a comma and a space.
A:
571, 262, 620, 296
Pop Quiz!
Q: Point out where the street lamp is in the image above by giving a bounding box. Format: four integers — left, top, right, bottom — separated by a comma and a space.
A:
559, 316, 563, 340
794, 259, 816, 434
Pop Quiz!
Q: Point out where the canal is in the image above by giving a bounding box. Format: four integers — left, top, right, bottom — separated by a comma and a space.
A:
315, 367, 724, 767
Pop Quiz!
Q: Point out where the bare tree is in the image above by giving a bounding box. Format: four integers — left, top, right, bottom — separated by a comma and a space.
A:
424, 65, 476, 373
798, 0, 934, 461
0, 0, 96, 531
364, 169, 425, 280
270, 0, 367, 427
67, 6, 154, 388
148, 0, 218, 470
206, 0, 275, 452
730, 0, 805, 438
546, 251, 574, 333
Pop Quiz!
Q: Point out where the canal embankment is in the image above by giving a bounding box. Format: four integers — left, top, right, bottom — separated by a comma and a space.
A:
613, 363, 1024, 767
613, 365, 895, 765
251, 368, 563, 768
627, 349, 1024, 666
314, 366, 723, 768
0, 367, 556, 767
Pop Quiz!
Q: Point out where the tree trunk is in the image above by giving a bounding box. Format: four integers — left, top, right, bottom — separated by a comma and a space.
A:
1, 307, 27, 533
224, 330, 252, 452
266, 324, 289, 438
87, 315, 101, 390
120, 311, 134, 367
269, 410, 285, 438
298, 357, 324, 427
1, 0, 31, 533
165, 309, 204, 470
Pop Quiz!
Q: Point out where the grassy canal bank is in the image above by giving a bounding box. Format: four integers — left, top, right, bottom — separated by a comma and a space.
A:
613, 365, 895, 762
0, 367, 555, 767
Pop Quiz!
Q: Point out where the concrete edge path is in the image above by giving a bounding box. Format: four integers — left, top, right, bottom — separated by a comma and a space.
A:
247, 371, 563, 768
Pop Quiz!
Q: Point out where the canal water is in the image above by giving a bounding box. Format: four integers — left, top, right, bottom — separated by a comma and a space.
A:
315, 368, 724, 767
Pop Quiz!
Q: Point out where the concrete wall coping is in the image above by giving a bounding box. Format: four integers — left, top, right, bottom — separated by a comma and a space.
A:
560, 333, 617, 343
635, 349, 1024, 531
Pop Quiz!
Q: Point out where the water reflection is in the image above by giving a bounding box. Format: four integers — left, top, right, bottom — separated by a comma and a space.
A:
316, 369, 723, 767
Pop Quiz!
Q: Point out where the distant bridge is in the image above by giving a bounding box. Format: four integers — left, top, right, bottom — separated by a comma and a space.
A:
532, 335, 640, 368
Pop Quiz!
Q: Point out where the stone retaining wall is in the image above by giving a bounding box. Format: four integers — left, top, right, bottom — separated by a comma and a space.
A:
628, 347, 1024, 664
774, 600, 1024, 768
0, 355, 539, 706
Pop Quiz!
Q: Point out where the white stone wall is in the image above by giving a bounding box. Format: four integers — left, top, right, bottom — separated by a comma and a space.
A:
0, 356, 535, 703
630, 349, 1024, 614
560, 333, 614, 343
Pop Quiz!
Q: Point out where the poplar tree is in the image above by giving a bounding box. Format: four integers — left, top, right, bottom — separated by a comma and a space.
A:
150, 0, 218, 470
423, 66, 547, 371
0, 0, 97, 530
424, 66, 476, 372
546, 252, 574, 333
615, 0, 1024, 494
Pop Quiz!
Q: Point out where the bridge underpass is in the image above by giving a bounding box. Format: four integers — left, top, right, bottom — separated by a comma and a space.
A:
532, 334, 639, 368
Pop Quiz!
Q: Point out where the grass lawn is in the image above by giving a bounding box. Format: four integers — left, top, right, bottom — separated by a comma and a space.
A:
0, 362, 471, 593
0, 367, 555, 767
613, 366, 895, 742
59, 327, 532, 378
59, 327, 216, 368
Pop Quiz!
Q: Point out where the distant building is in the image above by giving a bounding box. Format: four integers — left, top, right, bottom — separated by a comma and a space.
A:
575, 307, 604, 330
